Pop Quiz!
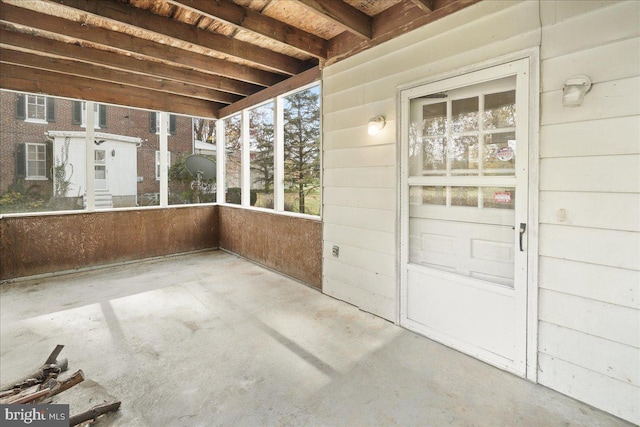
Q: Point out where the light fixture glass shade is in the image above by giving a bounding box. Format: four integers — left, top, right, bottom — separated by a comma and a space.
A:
562, 75, 592, 107
368, 115, 386, 135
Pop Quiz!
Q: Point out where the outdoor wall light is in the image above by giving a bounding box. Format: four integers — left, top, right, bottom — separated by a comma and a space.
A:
368, 115, 386, 135
562, 75, 592, 107
111, 149, 116, 157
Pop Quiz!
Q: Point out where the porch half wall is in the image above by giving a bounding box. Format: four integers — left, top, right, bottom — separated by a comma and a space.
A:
0, 206, 219, 280
218, 206, 323, 290
1, 206, 322, 291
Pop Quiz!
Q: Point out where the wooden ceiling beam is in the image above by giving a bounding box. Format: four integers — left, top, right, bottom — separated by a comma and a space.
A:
0, 48, 242, 105
0, 63, 221, 118
0, 3, 284, 87
167, 0, 327, 60
219, 66, 321, 118
46, 0, 307, 76
327, 0, 482, 65
296, 0, 372, 40
0, 29, 262, 97
410, 0, 435, 13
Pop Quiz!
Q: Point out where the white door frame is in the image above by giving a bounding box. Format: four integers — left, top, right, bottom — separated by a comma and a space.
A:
396, 48, 540, 381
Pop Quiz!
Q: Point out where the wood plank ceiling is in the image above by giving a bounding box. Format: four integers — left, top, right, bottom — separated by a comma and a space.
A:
0, 0, 481, 118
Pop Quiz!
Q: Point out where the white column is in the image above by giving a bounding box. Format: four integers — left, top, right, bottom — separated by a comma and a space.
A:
216, 118, 225, 203
159, 112, 168, 207
241, 109, 250, 206
274, 96, 285, 212
85, 101, 95, 211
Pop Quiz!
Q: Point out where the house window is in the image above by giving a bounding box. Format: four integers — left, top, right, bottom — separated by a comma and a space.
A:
72, 101, 106, 128
26, 143, 47, 179
82, 102, 100, 128
155, 150, 171, 180
150, 112, 177, 135
26, 95, 46, 122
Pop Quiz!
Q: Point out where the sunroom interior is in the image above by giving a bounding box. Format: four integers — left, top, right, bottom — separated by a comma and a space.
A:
1, 0, 638, 426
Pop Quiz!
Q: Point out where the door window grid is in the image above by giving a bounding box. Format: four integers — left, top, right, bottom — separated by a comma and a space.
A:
411, 88, 516, 210
416, 90, 516, 177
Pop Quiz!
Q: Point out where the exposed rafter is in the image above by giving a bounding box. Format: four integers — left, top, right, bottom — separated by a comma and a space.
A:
411, 0, 435, 13
167, 0, 328, 59
296, 0, 373, 40
0, 48, 242, 105
0, 0, 482, 118
0, 3, 284, 87
47, 0, 307, 76
1, 63, 221, 117
0, 29, 262, 97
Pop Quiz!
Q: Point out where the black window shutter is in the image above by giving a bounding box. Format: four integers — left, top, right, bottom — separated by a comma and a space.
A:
46, 97, 56, 123
169, 114, 177, 135
16, 94, 25, 120
99, 104, 107, 128
45, 142, 53, 179
15, 143, 26, 178
72, 101, 82, 125
149, 112, 156, 133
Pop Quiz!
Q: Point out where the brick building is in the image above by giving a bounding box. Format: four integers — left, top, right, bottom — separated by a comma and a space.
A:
0, 90, 193, 209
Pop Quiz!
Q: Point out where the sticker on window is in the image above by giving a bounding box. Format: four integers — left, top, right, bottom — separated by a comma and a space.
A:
497, 146, 514, 161
494, 191, 511, 204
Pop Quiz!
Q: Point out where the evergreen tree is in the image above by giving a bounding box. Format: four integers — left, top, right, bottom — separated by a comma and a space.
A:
250, 105, 274, 193
283, 87, 320, 214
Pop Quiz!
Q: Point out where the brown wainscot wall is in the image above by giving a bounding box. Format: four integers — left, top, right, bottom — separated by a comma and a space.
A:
0, 206, 219, 280
219, 206, 323, 290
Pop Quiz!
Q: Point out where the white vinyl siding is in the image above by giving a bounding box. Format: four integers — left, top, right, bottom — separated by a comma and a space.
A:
322, 0, 639, 423
537, 2, 640, 423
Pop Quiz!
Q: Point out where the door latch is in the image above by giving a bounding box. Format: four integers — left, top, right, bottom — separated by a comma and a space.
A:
519, 223, 527, 252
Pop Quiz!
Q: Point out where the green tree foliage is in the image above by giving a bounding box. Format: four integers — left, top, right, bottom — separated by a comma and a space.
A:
249, 104, 274, 193
283, 87, 320, 214
224, 115, 242, 197
193, 118, 216, 145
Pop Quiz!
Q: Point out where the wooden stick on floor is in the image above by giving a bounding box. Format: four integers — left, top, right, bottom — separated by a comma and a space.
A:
70, 401, 121, 426
0, 345, 69, 392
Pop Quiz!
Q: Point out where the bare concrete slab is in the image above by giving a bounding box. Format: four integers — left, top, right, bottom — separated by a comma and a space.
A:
0, 251, 633, 426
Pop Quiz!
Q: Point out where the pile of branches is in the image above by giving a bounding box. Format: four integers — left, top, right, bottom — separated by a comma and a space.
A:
0, 345, 120, 426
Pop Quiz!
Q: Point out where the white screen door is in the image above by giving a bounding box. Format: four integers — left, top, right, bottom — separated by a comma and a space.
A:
400, 59, 530, 376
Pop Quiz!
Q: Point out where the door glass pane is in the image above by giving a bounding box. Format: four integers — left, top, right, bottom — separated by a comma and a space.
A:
484, 132, 516, 174
451, 186, 478, 207
422, 137, 446, 173
410, 186, 446, 206
450, 135, 478, 174
483, 90, 515, 129
423, 102, 446, 136
483, 187, 515, 210
451, 97, 478, 132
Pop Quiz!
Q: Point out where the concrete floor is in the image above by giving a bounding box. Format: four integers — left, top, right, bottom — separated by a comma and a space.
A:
0, 251, 633, 427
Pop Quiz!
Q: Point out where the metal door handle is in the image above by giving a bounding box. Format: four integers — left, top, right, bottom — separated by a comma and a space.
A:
519, 223, 527, 252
